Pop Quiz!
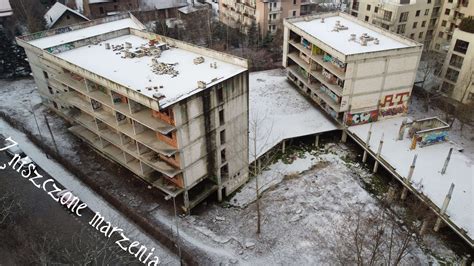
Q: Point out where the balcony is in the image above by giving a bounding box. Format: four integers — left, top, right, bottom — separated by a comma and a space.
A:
288, 65, 341, 113
269, 7, 282, 13
373, 13, 394, 25
95, 109, 117, 128
53, 72, 87, 93
129, 109, 175, 134
59, 92, 94, 114
69, 125, 101, 148
139, 151, 181, 177
288, 52, 310, 71
309, 69, 343, 96
135, 126, 177, 156
289, 40, 346, 80
73, 112, 98, 133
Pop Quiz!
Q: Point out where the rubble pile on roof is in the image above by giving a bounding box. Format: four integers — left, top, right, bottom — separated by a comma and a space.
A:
152, 61, 179, 77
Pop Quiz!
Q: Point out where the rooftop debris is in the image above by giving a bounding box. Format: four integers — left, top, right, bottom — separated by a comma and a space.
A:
193, 56, 205, 64
152, 61, 179, 77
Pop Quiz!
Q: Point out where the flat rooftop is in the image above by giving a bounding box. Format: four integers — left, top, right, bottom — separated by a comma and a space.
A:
28, 17, 143, 49
288, 13, 417, 55
349, 117, 473, 244
249, 69, 339, 160
56, 34, 246, 108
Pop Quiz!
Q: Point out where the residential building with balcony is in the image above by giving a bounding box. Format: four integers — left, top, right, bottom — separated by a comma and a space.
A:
430, 0, 473, 53
283, 12, 422, 126
348, 0, 437, 46
16, 14, 250, 212
219, 0, 318, 36
439, 23, 473, 103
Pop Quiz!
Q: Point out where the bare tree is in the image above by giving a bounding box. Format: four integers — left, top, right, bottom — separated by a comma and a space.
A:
418, 51, 443, 111
324, 204, 416, 266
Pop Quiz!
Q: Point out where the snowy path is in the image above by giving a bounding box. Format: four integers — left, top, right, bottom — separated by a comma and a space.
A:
0, 119, 179, 265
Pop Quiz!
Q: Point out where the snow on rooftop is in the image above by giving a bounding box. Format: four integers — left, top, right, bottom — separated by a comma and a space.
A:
0, 0, 12, 17
349, 117, 473, 241
56, 34, 246, 108
44, 2, 89, 29
140, 0, 188, 10
28, 17, 144, 49
291, 15, 412, 55
249, 69, 339, 160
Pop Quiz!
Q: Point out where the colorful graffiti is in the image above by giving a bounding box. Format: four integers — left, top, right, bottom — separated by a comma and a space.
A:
380, 92, 410, 107
346, 110, 378, 126
54, 26, 72, 35
45, 43, 75, 54
379, 104, 408, 118
419, 130, 448, 147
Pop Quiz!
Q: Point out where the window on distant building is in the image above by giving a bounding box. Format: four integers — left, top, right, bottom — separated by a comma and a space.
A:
435, 43, 440, 50
454, 39, 469, 54
365, 16, 369, 21
447, 34, 452, 41
293, 0, 297, 4
221, 148, 226, 163
374, 6, 378, 13
217, 87, 224, 103
292, 10, 296, 16
449, 54, 464, 68
399, 12, 408, 22
220, 130, 226, 145
438, 31, 443, 38
422, 20, 426, 27
445, 8, 450, 15
445, 68, 459, 82
48, 86, 53, 94
410, 33, 415, 39
99, 7, 104, 14
43, 71, 49, 79
397, 24, 406, 34
367, 4, 371, 11
424, 9, 429, 15
384, 10, 392, 21
220, 164, 229, 178
441, 81, 454, 94
413, 22, 418, 28
219, 109, 225, 125
66, 14, 70, 20
448, 0, 453, 3
416, 10, 420, 16
419, 32, 423, 39
381, 23, 389, 29
441, 20, 447, 26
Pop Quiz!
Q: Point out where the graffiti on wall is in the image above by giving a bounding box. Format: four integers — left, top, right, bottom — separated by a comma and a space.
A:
46, 43, 75, 54
379, 91, 410, 118
380, 103, 408, 118
54, 26, 72, 35
346, 110, 378, 126
419, 130, 448, 147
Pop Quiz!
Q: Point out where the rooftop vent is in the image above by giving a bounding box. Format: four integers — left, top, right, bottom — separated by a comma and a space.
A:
125, 42, 132, 49
349, 33, 356, 41
374, 38, 380, 45
332, 21, 349, 32
197, 81, 207, 89
105, 43, 111, 50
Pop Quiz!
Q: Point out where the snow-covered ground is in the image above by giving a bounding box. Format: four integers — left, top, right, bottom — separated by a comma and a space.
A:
173, 144, 458, 264
349, 116, 473, 244
249, 69, 338, 159
0, 119, 179, 264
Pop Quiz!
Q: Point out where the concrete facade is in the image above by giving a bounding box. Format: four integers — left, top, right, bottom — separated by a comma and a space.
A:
283, 12, 423, 126
347, 0, 438, 46
219, 0, 318, 36
83, 0, 140, 18
439, 27, 474, 103
16, 14, 249, 212
429, 0, 474, 53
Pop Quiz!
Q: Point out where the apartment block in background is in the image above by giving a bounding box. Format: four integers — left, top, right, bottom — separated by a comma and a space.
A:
283, 12, 422, 126
439, 21, 474, 103
82, 0, 140, 18
219, 0, 318, 36
16, 14, 249, 212
347, 0, 438, 46
430, 0, 473, 53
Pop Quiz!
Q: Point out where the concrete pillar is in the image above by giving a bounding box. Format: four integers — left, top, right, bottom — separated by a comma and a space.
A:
282, 140, 286, 154
373, 134, 384, 173
401, 154, 417, 200
441, 148, 453, 175
434, 183, 455, 232
314, 134, 320, 147
398, 118, 407, 140
183, 190, 190, 215
341, 130, 348, 143
419, 219, 429, 235
362, 124, 372, 163
386, 186, 397, 203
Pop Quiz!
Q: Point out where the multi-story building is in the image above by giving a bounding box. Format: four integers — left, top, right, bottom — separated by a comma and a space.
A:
439, 21, 473, 103
219, 0, 318, 36
82, 0, 140, 18
283, 12, 422, 126
16, 14, 249, 212
347, 0, 439, 46
430, 0, 473, 53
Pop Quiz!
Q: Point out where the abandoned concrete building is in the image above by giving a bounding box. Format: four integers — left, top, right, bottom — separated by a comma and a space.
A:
283, 12, 423, 126
16, 14, 250, 212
